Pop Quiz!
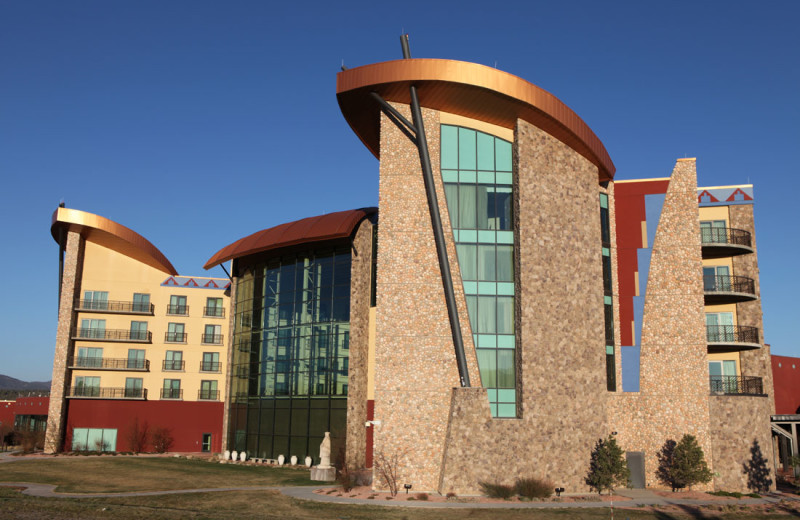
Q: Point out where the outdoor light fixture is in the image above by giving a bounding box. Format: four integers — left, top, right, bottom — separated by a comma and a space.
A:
611, 431, 618, 435
555, 487, 565, 497
404, 484, 412, 494
365, 420, 382, 427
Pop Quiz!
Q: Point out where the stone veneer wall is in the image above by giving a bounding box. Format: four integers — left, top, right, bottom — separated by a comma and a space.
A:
603, 181, 624, 391
345, 218, 374, 469
608, 159, 714, 490
45, 230, 84, 453
373, 103, 480, 492
438, 119, 608, 494
220, 274, 237, 453
709, 395, 775, 491
729, 204, 775, 412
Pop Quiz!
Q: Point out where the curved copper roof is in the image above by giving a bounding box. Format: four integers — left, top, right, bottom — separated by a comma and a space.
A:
51, 207, 178, 275
204, 207, 377, 269
337, 59, 615, 180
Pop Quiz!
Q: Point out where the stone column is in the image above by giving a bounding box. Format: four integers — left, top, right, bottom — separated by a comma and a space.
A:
44, 230, 83, 453
220, 271, 237, 454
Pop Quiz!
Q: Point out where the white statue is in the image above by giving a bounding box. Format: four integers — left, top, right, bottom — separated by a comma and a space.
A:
231, 450, 238, 462
278, 454, 285, 465
290, 455, 298, 465
318, 432, 332, 468
223, 450, 230, 461
240, 451, 247, 462
305, 456, 312, 467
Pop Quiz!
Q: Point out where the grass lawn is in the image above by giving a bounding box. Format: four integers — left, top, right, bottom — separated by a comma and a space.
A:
0, 456, 314, 492
1, 487, 798, 520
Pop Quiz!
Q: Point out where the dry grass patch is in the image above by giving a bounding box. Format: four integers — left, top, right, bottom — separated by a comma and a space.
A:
0, 456, 313, 493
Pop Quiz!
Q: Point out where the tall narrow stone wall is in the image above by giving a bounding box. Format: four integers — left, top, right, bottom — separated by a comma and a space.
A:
373, 103, 480, 492
608, 159, 714, 490
220, 274, 237, 453
346, 218, 374, 469
45, 230, 84, 453
439, 119, 608, 494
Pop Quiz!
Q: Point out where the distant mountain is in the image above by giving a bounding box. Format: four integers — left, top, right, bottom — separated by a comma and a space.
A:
0, 375, 51, 391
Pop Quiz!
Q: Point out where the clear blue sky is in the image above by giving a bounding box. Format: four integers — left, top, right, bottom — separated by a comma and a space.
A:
1, 1, 798, 381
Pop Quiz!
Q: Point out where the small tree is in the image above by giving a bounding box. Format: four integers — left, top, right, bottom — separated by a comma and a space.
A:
672, 434, 713, 490
585, 435, 630, 494
656, 439, 682, 491
0, 423, 12, 452
126, 417, 149, 453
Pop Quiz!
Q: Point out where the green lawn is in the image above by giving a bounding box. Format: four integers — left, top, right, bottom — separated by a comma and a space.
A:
0, 456, 314, 492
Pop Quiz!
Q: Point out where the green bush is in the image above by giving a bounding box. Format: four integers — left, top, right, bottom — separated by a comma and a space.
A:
479, 481, 515, 499
514, 477, 554, 499
585, 435, 630, 494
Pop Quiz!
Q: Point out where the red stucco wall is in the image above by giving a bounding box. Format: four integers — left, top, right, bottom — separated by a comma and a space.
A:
772, 355, 800, 415
64, 400, 223, 453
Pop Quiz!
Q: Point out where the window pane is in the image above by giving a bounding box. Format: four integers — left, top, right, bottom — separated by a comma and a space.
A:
458, 127, 476, 170
497, 349, 515, 388
496, 297, 514, 335
456, 244, 477, 281
496, 245, 513, 281
478, 245, 496, 281
458, 185, 476, 229
476, 349, 496, 387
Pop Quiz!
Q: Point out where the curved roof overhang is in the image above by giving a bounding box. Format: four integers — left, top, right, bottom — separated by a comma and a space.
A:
337, 59, 615, 181
51, 207, 178, 275
204, 207, 377, 270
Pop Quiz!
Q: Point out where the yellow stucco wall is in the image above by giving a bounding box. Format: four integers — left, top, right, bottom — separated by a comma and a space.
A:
71, 241, 229, 402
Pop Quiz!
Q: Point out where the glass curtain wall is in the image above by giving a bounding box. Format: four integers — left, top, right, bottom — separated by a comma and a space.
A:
600, 193, 616, 391
230, 247, 351, 461
440, 124, 516, 418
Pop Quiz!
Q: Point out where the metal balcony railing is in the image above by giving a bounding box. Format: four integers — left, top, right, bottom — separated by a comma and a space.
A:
72, 357, 149, 371
701, 227, 752, 247
74, 329, 152, 342
161, 388, 183, 399
204, 306, 225, 318
162, 359, 185, 371
166, 305, 189, 316
709, 375, 764, 395
165, 332, 187, 343
76, 299, 154, 314
200, 362, 222, 373
703, 275, 756, 295
201, 334, 223, 345
706, 325, 759, 344
198, 390, 220, 401
68, 387, 148, 399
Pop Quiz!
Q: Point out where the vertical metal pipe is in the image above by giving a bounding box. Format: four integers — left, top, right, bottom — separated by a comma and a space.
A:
401, 35, 470, 387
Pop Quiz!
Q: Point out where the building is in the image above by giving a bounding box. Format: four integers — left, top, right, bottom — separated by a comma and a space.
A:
208, 51, 775, 494
772, 355, 800, 477
45, 207, 230, 453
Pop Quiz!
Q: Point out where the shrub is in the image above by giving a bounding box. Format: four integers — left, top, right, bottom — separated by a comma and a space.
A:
374, 451, 402, 496
337, 464, 353, 492
415, 492, 429, 501
585, 435, 630, 494
479, 481, 515, 499
515, 477, 554, 499
150, 427, 174, 453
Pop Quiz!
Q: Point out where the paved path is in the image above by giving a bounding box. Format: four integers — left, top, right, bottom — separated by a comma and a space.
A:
1, 481, 797, 509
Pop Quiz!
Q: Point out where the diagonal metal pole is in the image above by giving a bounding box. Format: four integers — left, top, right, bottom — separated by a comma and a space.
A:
399, 34, 471, 387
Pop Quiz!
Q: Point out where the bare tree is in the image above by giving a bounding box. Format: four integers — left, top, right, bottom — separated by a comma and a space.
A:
374, 450, 403, 496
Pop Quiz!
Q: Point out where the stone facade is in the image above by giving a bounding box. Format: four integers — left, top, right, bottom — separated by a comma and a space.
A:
437, 119, 609, 494
45, 230, 84, 454
373, 103, 480, 491
220, 275, 237, 453
709, 394, 775, 491
345, 217, 374, 469
608, 159, 714, 490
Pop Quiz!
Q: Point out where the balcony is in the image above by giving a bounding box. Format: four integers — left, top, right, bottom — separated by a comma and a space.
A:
200, 361, 222, 373
204, 306, 225, 318
75, 299, 155, 315
706, 325, 760, 352
67, 387, 148, 400
709, 375, 765, 396
162, 360, 185, 371
201, 333, 223, 345
701, 227, 754, 259
72, 329, 152, 343
198, 390, 220, 401
164, 332, 187, 343
70, 357, 150, 371
703, 275, 757, 304
166, 305, 189, 316
161, 388, 183, 400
